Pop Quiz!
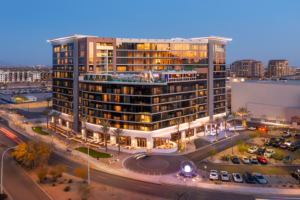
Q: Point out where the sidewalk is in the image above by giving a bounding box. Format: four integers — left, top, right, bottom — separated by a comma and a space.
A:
3, 110, 300, 196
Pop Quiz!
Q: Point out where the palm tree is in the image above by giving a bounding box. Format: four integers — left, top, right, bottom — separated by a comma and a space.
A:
51, 112, 61, 134
68, 112, 76, 137
231, 111, 238, 135
100, 119, 111, 152
187, 117, 193, 143
173, 118, 182, 151
237, 107, 249, 126
80, 116, 89, 141
44, 96, 52, 108
222, 113, 231, 138
214, 117, 222, 142
112, 128, 125, 155
43, 109, 51, 128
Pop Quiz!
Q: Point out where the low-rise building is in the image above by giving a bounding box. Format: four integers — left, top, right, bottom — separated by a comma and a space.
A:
0, 70, 41, 83
267, 60, 289, 76
230, 60, 265, 77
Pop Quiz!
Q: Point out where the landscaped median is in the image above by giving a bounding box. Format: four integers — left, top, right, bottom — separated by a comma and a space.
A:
32, 126, 49, 135
74, 147, 111, 158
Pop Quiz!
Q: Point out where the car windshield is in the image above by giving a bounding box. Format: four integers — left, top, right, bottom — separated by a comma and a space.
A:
250, 147, 256, 150
266, 150, 272, 153
244, 158, 249, 160
222, 173, 227, 176
236, 174, 241, 179
257, 175, 264, 179
211, 173, 216, 176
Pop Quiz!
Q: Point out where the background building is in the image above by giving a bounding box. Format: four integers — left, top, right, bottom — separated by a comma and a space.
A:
230, 60, 265, 77
267, 60, 289, 76
48, 35, 231, 152
0, 70, 41, 83
231, 79, 300, 126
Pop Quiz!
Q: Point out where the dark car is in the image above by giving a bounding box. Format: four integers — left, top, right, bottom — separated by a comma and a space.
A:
230, 155, 239, 164
288, 143, 299, 151
291, 170, 300, 179
277, 138, 285, 145
294, 134, 300, 139
256, 147, 266, 155
264, 140, 272, 146
268, 138, 276, 144
284, 156, 293, 162
280, 143, 288, 149
282, 131, 291, 137
272, 141, 280, 147
242, 171, 255, 183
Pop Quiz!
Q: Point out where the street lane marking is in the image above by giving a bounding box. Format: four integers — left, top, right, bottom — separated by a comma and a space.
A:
140, 186, 152, 189
97, 176, 107, 179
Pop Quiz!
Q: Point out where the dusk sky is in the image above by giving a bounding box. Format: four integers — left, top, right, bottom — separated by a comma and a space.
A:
0, 0, 299, 67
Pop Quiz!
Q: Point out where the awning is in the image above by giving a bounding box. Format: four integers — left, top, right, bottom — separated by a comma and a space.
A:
152, 134, 171, 140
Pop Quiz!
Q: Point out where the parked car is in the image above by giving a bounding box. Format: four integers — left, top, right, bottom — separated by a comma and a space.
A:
280, 143, 288, 149
277, 138, 285, 145
256, 147, 266, 155
221, 171, 229, 181
291, 169, 300, 179
264, 140, 272, 146
253, 173, 267, 184
210, 170, 219, 180
248, 127, 256, 131
239, 156, 250, 164
256, 126, 266, 131
282, 131, 291, 137
257, 156, 268, 164
284, 140, 293, 146
294, 134, 300, 139
272, 140, 280, 147
269, 138, 276, 144
230, 155, 239, 164
284, 156, 293, 162
232, 173, 243, 183
289, 141, 300, 151
248, 146, 258, 154
242, 171, 255, 183
264, 149, 275, 158
249, 156, 258, 164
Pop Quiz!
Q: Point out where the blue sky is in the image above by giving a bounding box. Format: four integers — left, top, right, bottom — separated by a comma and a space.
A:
0, 0, 299, 67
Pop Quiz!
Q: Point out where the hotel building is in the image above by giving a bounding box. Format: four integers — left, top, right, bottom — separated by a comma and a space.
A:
48, 35, 231, 153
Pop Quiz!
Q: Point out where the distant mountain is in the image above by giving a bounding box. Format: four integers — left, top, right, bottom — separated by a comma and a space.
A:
0, 60, 10, 65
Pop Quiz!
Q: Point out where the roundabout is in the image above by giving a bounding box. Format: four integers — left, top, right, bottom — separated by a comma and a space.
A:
123, 154, 188, 175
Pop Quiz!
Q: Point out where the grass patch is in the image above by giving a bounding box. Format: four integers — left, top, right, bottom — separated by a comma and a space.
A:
74, 147, 111, 158
32, 127, 49, 135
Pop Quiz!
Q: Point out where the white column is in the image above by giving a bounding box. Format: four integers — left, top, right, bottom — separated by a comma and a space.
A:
110, 135, 116, 144
82, 129, 86, 139
148, 137, 153, 149
93, 132, 99, 141
52, 117, 54, 123
131, 137, 137, 148
220, 123, 223, 131
66, 122, 69, 129
181, 131, 186, 140
194, 127, 197, 136
59, 119, 62, 125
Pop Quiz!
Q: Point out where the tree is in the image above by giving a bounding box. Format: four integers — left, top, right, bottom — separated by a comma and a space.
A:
68, 112, 76, 137
235, 139, 244, 146
77, 184, 94, 200
112, 128, 125, 154
51, 112, 61, 134
74, 166, 93, 183
237, 107, 250, 126
11, 141, 51, 168
208, 148, 217, 159
238, 144, 249, 154
80, 116, 89, 141
273, 149, 284, 161
187, 117, 193, 143
231, 111, 238, 135
100, 119, 111, 152
222, 113, 231, 138
44, 96, 52, 108
173, 118, 182, 151
214, 117, 222, 142
36, 166, 48, 183
49, 165, 66, 182
43, 109, 51, 129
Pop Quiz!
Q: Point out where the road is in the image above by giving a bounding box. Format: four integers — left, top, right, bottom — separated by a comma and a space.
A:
0, 118, 298, 200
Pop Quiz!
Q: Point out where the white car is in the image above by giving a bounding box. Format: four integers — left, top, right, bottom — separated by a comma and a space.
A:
229, 126, 246, 131
253, 173, 267, 184
264, 149, 275, 158
248, 146, 258, 154
220, 171, 229, 181
248, 127, 256, 130
210, 170, 218, 180
232, 173, 243, 183
284, 140, 293, 146
239, 156, 250, 164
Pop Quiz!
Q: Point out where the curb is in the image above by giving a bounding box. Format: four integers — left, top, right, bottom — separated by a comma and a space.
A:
204, 159, 230, 165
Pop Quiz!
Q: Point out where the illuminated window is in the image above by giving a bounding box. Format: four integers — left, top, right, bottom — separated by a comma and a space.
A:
114, 106, 121, 111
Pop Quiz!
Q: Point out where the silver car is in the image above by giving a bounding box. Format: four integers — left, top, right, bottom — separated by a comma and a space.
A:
232, 173, 243, 183
220, 171, 229, 181
253, 173, 267, 184
239, 156, 250, 164
210, 170, 218, 180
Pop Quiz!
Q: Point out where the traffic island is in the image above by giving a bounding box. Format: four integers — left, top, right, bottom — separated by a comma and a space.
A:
74, 147, 111, 158
32, 126, 49, 135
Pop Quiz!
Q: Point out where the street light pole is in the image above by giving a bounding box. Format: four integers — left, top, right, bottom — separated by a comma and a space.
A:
204, 165, 207, 180
1, 146, 17, 194
88, 141, 91, 185
231, 135, 233, 154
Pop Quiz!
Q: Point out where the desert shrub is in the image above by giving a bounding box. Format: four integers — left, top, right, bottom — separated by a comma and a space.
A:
59, 181, 64, 184
220, 154, 230, 161
213, 180, 222, 185
64, 186, 70, 192
272, 150, 284, 161
249, 132, 258, 138
238, 144, 249, 154
68, 179, 73, 183
208, 148, 217, 159
52, 183, 56, 186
